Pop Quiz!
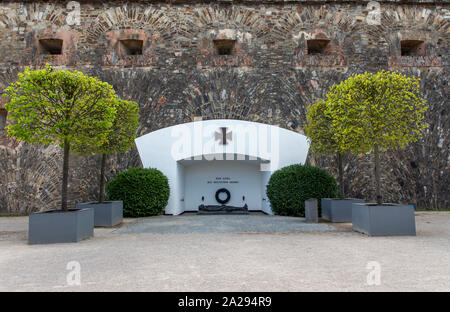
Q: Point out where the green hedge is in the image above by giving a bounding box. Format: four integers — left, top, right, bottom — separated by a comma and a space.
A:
266, 164, 338, 217
106, 167, 170, 217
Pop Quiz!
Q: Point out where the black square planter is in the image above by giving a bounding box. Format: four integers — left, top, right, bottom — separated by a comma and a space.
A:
76, 201, 123, 227
352, 203, 416, 236
322, 198, 365, 222
28, 208, 94, 244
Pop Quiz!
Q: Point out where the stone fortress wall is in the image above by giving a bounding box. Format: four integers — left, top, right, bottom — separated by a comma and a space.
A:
0, 0, 448, 212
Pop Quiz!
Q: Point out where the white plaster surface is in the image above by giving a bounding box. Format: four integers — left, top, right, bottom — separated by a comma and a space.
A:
135, 120, 309, 215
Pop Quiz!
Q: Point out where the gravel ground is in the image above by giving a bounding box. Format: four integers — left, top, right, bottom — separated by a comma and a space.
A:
0, 212, 449, 292
115, 213, 343, 234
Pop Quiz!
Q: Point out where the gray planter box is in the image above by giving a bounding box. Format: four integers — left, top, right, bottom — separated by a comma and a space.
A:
28, 208, 94, 244
352, 203, 416, 236
76, 201, 123, 227
322, 198, 365, 222
305, 198, 318, 223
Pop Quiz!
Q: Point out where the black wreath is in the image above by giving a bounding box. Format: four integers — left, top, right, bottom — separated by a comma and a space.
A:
215, 188, 231, 204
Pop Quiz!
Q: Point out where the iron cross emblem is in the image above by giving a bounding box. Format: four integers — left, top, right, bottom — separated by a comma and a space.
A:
215, 127, 232, 145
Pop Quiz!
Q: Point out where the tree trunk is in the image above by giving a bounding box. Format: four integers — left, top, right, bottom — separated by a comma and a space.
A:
337, 152, 344, 199
61, 139, 70, 211
99, 153, 107, 203
374, 144, 382, 205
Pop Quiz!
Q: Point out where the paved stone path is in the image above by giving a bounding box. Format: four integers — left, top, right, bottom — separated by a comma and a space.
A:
115, 213, 343, 234
0, 212, 449, 291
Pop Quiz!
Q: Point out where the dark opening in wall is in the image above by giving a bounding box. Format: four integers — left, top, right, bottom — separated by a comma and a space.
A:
0, 109, 7, 131
39, 39, 63, 55
307, 39, 330, 55
120, 39, 143, 55
213, 40, 236, 55
401, 40, 425, 56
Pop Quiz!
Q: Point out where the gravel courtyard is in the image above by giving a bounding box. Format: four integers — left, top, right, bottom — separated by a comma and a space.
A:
0, 212, 449, 292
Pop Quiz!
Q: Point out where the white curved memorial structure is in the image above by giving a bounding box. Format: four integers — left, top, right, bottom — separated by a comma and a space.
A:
135, 119, 310, 215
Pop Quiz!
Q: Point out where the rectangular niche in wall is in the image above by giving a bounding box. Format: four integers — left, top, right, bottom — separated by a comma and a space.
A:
0, 109, 7, 131
307, 39, 330, 55
120, 39, 143, 56
401, 40, 425, 56
39, 39, 63, 55
213, 40, 236, 56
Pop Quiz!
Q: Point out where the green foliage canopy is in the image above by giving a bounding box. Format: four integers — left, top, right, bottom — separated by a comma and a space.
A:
106, 167, 170, 217
103, 98, 139, 154
83, 97, 140, 155
325, 71, 428, 153
82, 97, 140, 203
3, 65, 117, 153
305, 99, 343, 156
3, 65, 121, 210
266, 164, 338, 217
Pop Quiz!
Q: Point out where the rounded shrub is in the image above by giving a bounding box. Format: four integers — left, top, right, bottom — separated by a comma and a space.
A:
266, 164, 338, 217
106, 167, 170, 217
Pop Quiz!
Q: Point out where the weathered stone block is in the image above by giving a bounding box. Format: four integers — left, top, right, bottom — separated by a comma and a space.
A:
305, 198, 318, 223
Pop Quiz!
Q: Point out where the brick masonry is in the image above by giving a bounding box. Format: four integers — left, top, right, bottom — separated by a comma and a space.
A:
0, 0, 448, 213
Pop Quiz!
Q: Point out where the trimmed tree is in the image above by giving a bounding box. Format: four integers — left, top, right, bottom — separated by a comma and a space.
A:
305, 99, 348, 199
325, 71, 428, 204
90, 98, 140, 203
3, 65, 117, 211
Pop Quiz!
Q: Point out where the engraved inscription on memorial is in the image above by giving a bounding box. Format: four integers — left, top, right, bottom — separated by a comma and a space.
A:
207, 177, 240, 184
